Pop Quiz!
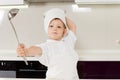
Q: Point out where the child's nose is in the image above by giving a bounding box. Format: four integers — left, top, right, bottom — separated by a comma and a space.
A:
53, 27, 57, 31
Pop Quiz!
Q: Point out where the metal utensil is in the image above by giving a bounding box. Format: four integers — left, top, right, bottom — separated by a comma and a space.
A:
8, 8, 28, 65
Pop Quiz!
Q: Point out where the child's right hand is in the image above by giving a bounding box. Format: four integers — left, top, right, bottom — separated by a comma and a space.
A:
17, 44, 28, 57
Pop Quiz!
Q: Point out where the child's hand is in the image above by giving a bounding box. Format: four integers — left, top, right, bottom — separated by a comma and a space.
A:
66, 17, 76, 34
17, 44, 28, 57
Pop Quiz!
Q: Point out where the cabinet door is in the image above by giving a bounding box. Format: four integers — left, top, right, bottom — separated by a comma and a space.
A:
0, 71, 16, 78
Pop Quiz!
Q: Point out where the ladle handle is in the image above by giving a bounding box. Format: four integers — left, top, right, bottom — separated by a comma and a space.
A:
9, 20, 28, 65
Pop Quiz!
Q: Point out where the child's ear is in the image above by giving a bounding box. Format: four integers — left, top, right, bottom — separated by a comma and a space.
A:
63, 29, 67, 36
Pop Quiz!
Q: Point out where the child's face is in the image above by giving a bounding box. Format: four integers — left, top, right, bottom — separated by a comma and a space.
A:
48, 19, 66, 41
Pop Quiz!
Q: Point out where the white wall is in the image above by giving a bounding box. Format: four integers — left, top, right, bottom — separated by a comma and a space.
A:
0, 2, 120, 59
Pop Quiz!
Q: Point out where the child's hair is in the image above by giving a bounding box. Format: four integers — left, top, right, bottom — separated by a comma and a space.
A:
51, 18, 66, 29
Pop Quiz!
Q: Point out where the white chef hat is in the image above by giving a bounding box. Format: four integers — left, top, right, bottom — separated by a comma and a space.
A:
44, 8, 69, 34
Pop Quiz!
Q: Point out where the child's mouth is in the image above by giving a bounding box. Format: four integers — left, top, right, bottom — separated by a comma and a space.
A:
53, 32, 58, 34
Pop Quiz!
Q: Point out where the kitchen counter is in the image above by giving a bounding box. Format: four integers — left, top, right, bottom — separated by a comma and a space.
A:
0, 53, 120, 61
0, 56, 38, 61
1, 50, 120, 61
0, 51, 38, 61
0, 78, 111, 80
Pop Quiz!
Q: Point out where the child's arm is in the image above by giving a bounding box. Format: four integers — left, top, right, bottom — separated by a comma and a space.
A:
66, 17, 76, 34
17, 44, 42, 57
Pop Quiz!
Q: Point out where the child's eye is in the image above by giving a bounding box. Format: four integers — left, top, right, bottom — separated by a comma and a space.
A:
49, 25, 53, 27
57, 26, 61, 28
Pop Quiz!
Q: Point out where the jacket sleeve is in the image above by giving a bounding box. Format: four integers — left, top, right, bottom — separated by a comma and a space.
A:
35, 43, 49, 66
63, 30, 77, 48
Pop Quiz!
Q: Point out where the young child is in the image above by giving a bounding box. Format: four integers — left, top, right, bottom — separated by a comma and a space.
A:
17, 8, 79, 80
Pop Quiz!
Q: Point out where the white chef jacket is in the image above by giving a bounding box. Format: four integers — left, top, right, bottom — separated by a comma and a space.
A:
36, 30, 79, 80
